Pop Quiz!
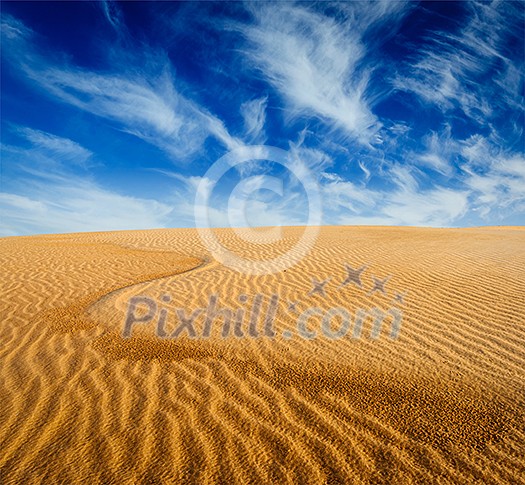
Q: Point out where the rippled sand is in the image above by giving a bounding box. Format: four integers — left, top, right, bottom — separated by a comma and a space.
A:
1, 226, 524, 484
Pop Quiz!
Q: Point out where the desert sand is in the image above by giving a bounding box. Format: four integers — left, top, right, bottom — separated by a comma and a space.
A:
1, 226, 524, 484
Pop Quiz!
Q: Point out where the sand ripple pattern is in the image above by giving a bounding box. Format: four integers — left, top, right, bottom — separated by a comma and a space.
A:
1, 227, 524, 484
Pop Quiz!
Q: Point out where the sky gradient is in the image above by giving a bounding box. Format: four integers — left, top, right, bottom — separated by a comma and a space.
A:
1, 0, 524, 236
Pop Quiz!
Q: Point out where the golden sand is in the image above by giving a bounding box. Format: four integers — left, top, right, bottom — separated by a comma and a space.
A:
1, 226, 524, 484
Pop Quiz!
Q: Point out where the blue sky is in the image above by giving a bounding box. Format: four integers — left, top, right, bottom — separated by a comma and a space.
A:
1, 0, 524, 236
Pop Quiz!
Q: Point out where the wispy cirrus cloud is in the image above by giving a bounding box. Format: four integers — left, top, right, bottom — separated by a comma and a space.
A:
315, 116, 523, 226
1, 13, 243, 163
240, 96, 267, 143
414, 125, 459, 176
461, 140, 525, 218
100, 0, 126, 33
0, 183, 172, 236
394, 0, 524, 129
158, 165, 311, 229
236, 2, 410, 145
14, 126, 93, 167
321, 163, 470, 227
0, 131, 172, 236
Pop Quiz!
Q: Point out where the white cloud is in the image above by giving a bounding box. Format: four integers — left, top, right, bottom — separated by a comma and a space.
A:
460, 134, 492, 167
237, 3, 409, 144
320, 160, 471, 227
394, 1, 524, 123
33, 65, 242, 161
160, 167, 310, 230
240, 96, 267, 142
414, 126, 459, 175
100, 0, 125, 32
15, 127, 93, 166
322, 178, 377, 213
1, 14, 243, 163
464, 153, 525, 217
0, 181, 172, 236
288, 144, 333, 179
0, 125, 174, 236
384, 186, 469, 227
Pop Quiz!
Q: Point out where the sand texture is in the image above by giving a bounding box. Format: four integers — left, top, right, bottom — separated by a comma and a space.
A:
1, 226, 524, 484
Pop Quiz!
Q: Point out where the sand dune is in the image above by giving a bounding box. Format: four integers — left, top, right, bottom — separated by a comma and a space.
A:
1, 226, 524, 484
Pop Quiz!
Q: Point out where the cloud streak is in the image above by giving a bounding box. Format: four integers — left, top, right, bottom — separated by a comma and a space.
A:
240, 96, 267, 143
236, 3, 411, 144
14, 127, 93, 166
394, 0, 524, 130
1, 14, 243, 163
